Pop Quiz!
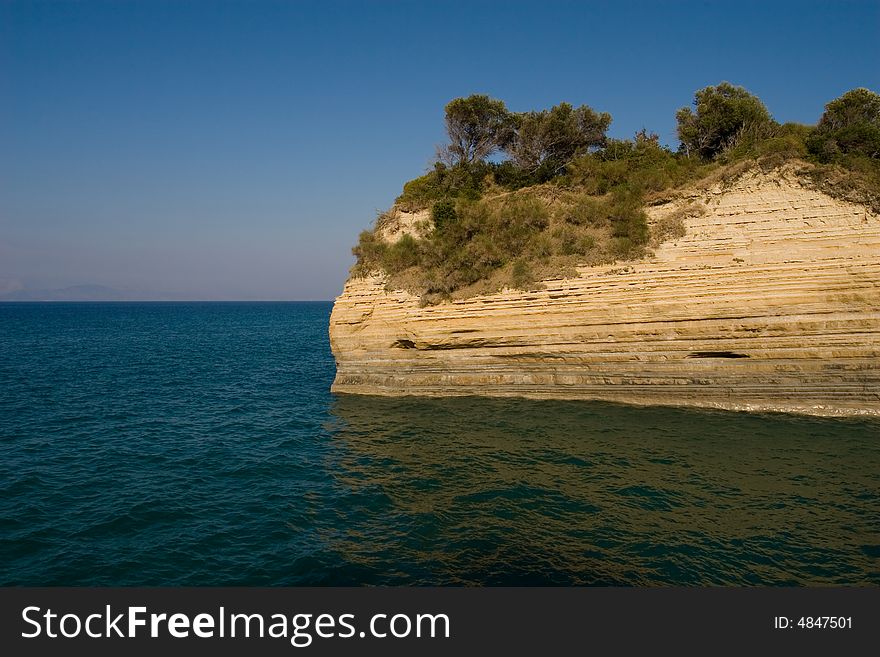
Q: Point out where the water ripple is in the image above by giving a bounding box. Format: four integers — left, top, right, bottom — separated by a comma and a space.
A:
1, 301, 878, 585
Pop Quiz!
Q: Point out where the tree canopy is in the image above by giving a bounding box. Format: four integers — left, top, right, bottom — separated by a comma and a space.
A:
358, 84, 880, 302
507, 103, 612, 179
676, 82, 774, 160
443, 95, 515, 166
807, 88, 880, 160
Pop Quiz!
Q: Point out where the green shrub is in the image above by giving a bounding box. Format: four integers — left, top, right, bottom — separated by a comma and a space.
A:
551, 226, 596, 256
573, 196, 608, 226
651, 213, 687, 246
580, 234, 597, 252
350, 229, 387, 275
610, 237, 638, 258
566, 135, 705, 197
566, 155, 627, 194
490, 195, 550, 257
397, 169, 445, 211
610, 206, 648, 244
511, 259, 534, 289
431, 199, 458, 231
490, 160, 536, 189
396, 161, 493, 211
383, 234, 422, 273
721, 122, 811, 163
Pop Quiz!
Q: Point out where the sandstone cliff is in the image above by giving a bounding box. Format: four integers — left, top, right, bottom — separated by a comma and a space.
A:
330, 166, 880, 416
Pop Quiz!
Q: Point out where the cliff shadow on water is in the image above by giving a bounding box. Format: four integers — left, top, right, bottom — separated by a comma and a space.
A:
326, 394, 880, 586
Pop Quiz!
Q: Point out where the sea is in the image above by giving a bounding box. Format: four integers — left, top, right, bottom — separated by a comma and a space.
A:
1, 301, 877, 586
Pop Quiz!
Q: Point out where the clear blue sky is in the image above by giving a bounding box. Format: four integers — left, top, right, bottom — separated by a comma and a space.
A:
1, 0, 878, 300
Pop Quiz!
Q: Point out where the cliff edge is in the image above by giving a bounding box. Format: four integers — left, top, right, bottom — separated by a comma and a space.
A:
330, 166, 880, 416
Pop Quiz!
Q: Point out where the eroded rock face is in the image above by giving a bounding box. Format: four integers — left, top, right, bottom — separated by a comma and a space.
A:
330, 168, 880, 416
376, 208, 432, 243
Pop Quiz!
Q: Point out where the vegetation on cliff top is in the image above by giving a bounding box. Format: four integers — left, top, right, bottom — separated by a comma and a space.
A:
352, 84, 880, 303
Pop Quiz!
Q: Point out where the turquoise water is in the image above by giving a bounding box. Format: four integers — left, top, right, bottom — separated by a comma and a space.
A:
1, 302, 877, 585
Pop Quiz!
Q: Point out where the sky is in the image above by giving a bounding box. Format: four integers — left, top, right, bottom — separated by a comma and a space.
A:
1, 0, 878, 300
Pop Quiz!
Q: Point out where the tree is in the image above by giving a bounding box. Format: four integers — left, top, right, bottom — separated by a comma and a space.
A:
676, 82, 774, 160
507, 102, 612, 177
807, 88, 880, 160
443, 94, 514, 166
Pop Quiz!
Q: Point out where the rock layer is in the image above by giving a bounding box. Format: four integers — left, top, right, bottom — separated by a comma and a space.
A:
330, 168, 880, 416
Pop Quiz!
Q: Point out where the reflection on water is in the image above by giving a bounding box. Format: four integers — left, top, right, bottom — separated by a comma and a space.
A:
323, 395, 879, 585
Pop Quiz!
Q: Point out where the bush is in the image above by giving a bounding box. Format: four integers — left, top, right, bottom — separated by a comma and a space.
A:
560, 195, 607, 226
650, 201, 705, 246
651, 215, 686, 244
396, 161, 493, 211
383, 234, 421, 273
351, 230, 386, 272
567, 134, 703, 196
431, 199, 458, 231
610, 237, 637, 258
551, 225, 596, 256
718, 121, 811, 165
511, 259, 534, 289
566, 155, 627, 194
490, 160, 536, 189
610, 206, 648, 244
606, 186, 649, 244
397, 167, 446, 211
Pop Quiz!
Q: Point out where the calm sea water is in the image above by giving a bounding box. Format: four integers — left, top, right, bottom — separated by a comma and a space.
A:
1, 302, 877, 586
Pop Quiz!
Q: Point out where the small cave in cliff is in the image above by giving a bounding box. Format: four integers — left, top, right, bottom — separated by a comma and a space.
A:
686, 351, 750, 359
391, 339, 417, 349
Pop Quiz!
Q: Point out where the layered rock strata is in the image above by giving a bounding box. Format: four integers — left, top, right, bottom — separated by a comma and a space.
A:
330, 168, 880, 416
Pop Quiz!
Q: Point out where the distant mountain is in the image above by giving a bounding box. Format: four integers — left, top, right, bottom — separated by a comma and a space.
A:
2, 285, 136, 301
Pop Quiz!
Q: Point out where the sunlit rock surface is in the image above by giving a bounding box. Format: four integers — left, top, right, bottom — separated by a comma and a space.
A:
330, 168, 880, 416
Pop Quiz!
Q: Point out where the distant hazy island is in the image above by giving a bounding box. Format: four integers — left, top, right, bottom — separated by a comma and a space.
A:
330, 83, 880, 416
0, 285, 189, 302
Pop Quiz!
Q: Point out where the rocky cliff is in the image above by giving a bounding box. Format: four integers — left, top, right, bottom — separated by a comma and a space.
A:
330, 166, 880, 416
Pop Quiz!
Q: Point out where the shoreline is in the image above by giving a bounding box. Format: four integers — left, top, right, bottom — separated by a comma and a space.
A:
331, 385, 880, 419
